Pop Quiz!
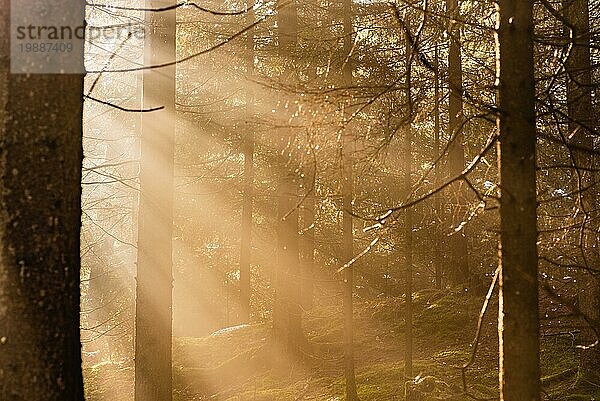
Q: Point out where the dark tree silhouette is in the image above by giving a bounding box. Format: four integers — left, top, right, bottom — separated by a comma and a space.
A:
0, 1, 85, 400
497, 0, 541, 399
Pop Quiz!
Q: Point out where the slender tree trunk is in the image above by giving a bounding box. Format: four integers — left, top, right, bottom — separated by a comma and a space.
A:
404, 31, 414, 383
240, 3, 256, 324
299, 25, 316, 314
135, 0, 175, 400
433, 44, 443, 290
496, 0, 540, 399
342, 130, 358, 401
300, 173, 315, 311
273, 182, 301, 356
300, 19, 317, 313
0, 2, 85, 400
564, 0, 600, 374
341, 0, 359, 399
446, 0, 468, 288
273, 0, 303, 357
239, 120, 254, 324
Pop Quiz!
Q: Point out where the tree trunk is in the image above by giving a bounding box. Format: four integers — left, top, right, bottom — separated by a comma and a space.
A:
446, 0, 469, 288
563, 0, 599, 375
497, 0, 540, 399
433, 44, 442, 290
341, 0, 359, 399
273, 0, 303, 358
300, 173, 315, 311
135, 0, 176, 400
0, 2, 85, 400
404, 31, 414, 383
240, 3, 256, 324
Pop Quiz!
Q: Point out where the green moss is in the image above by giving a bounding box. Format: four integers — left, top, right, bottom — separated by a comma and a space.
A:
541, 336, 577, 376
84, 291, 594, 401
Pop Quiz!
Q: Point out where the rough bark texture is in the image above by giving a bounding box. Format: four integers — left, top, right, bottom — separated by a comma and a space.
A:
497, 0, 540, 399
135, 1, 175, 400
564, 0, 600, 374
445, 0, 469, 288
0, 2, 85, 400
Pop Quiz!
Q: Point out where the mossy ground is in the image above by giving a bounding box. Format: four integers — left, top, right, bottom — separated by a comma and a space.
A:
84, 290, 599, 400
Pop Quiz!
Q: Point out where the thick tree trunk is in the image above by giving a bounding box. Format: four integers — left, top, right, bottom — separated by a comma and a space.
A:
563, 0, 599, 375
135, 1, 175, 400
446, 0, 469, 288
496, 0, 540, 399
240, 4, 256, 324
0, 2, 85, 400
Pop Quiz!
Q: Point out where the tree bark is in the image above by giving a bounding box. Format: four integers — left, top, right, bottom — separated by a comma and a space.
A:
0, 2, 85, 400
496, 0, 540, 399
135, 0, 175, 400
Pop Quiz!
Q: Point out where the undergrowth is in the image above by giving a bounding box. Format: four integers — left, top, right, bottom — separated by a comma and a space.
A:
84, 290, 597, 401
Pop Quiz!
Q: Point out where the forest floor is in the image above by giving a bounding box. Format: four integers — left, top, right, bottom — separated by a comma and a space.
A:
84, 289, 599, 401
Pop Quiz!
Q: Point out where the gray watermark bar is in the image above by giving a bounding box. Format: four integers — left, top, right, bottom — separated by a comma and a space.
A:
11, 0, 85, 73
